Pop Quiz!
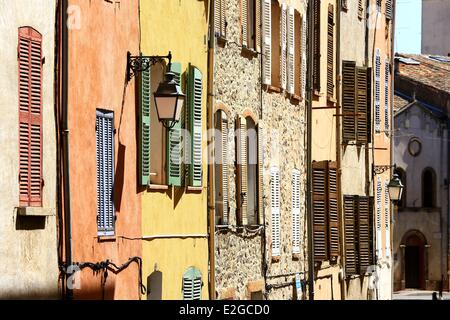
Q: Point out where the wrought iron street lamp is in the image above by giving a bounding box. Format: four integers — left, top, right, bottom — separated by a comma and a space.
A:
388, 173, 404, 202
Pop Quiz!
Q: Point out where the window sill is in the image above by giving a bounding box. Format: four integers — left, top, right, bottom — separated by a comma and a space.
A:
186, 186, 203, 193
148, 184, 169, 191
313, 90, 324, 97
266, 85, 282, 93
241, 46, 258, 58
327, 96, 337, 104
271, 255, 281, 263
16, 207, 55, 217
290, 94, 303, 103
292, 253, 301, 261
97, 235, 116, 242
217, 36, 227, 47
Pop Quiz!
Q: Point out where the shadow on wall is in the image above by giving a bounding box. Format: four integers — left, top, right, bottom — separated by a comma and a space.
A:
15, 215, 46, 230
114, 142, 126, 211
147, 271, 163, 300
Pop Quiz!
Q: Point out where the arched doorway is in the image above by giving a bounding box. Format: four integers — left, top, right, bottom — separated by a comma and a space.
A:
402, 230, 427, 289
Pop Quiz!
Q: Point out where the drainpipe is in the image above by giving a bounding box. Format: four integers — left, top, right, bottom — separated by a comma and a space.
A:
306, 0, 315, 301
61, 0, 73, 300
207, 0, 216, 300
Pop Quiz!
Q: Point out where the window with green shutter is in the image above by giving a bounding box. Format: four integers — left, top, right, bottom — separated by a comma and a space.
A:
182, 267, 202, 300
139, 56, 151, 186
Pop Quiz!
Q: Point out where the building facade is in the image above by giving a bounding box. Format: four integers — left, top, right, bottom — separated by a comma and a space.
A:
0, 0, 59, 299
422, 0, 450, 56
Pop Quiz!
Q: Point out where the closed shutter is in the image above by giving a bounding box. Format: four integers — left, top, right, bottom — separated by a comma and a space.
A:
384, 58, 390, 135
182, 267, 202, 300
328, 161, 340, 258
221, 113, 229, 224
256, 0, 261, 52
18, 27, 43, 207
262, 0, 272, 85
292, 169, 301, 254
167, 63, 183, 186
358, 196, 372, 273
280, 3, 287, 90
376, 177, 382, 257
386, 0, 393, 20
327, 4, 334, 99
375, 49, 381, 133
385, 179, 391, 258
356, 66, 368, 144
139, 57, 151, 186
214, 0, 226, 38
241, 0, 248, 47
239, 116, 248, 225
189, 65, 203, 187
96, 110, 115, 236
271, 167, 281, 257
366, 68, 372, 143
287, 6, 295, 94
312, 161, 328, 262
344, 195, 357, 274
313, 0, 321, 92
301, 15, 307, 98
258, 125, 264, 225
342, 61, 356, 142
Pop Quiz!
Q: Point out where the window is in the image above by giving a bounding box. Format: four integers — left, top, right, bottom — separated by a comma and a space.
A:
376, 177, 382, 257
327, 4, 334, 99
344, 195, 374, 275
262, 0, 272, 85
375, 49, 381, 133
182, 267, 202, 300
292, 169, 301, 255
215, 110, 229, 225
342, 61, 371, 144
313, 0, 321, 93
18, 27, 43, 207
271, 167, 281, 257
312, 161, 340, 263
241, 0, 260, 51
236, 116, 261, 226
384, 58, 390, 135
96, 109, 115, 236
286, 6, 295, 94
384, 179, 391, 258
395, 167, 406, 209
214, 0, 227, 39
422, 168, 435, 208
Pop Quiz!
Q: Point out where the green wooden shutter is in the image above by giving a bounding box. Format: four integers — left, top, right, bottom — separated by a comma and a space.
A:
139, 57, 151, 186
188, 65, 203, 187
167, 62, 183, 186
182, 267, 202, 300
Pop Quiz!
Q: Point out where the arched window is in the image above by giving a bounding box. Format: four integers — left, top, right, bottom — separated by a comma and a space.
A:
422, 168, 435, 208
395, 167, 406, 209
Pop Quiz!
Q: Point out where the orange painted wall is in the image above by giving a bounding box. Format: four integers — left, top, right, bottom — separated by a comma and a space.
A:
67, 0, 141, 299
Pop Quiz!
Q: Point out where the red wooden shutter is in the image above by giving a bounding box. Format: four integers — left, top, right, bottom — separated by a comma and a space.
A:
18, 27, 43, 207
312, 161, 328, 262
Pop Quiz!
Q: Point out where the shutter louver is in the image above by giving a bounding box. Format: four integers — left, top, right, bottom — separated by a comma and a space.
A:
239, 116, 248, 225
386, 0, 393, 20
183, 268, 202, 300
19, 27, 43, 207
168, 63, 183, 186
96, 110, 115, 236
258, 125, 264, 225
327, 4, 334, 99
262, 0, 272, 85
139, 57, 151, 186
242, 0, 249, 47
312, 161, 328, 262
376, 177, 382, 257
385, 179, 391, 258
222, 114, 229, 224
375, 49, 381, 133
189, 65, 203, 187
313, 0, 321, 92
344, 196, 357, 274
256, 0, 261, 52
358, 196, 372, 273
287, 6, 295, 94
342, 61, 356, 142
356, 67, 368, 144
328, 161, 340, 258
384, 58, 390, 135
292, 169, 301, 254
301, 15, 307, 98
280, 4, 287, 90
271, 167, 281, 257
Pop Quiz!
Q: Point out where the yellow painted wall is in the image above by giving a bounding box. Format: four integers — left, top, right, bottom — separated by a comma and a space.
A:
140, 0, 210, 300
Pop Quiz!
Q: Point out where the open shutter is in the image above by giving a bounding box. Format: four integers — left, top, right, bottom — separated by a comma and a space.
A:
358, 0, 364, 19
384, 58, 390, 135
239, 116, 248, 225
312, 161, 328, 262
375, 49, 381, 133
344, 195, 357, 274
356, 66, 368, 144
376, 177, 382, 258
255, 0, 261, 52
221, 113, 229, 224
313, 0, 321, 92
271, 167, 281, 257
258, 125, 264, 225
280, 3, 287, 90
183, 267, 202, 300
358, 196, 371, 273
139, 57, 151, 186
241, 0, 248, 47
386, 0, 393, 20
301, 15, 307, 98
328, 161, 340, 258
366, 68, 373, 143
327, 4, 334, 99
262, 0, 272, 85
287, 6, 295, 94
292, 169, 301, 254
215, 0, 226, 38
96, 110, 115, 236
385, 179, 391, 258
342, 61, 356, 142
19, 27, 43, 207
189, 65, 203, 187
167, 63, 183, 186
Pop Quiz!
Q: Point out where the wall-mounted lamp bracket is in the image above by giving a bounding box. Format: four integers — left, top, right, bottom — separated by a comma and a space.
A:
126, 51, 172, 82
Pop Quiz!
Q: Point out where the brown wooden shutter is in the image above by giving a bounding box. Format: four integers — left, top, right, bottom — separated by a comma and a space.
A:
313, 0, 321, 92
256, 0, 261, 52
356, 66, 368, 144
236, 116, 248, 225
241, 0, 249, 47
327, 4, 334, 99
366, 67, 372, 144
358, 196, 372, 274
312, 161, 328, 262
328, 161, 340, 258
344, 195, 357, 274
18, 27, 43, 207
342, 61, 356, 142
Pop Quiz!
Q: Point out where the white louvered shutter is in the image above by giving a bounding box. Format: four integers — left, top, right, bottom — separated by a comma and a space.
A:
386, 0, 393, 20
96, 110, 115, 236
214, 0, 226, 37
258, 125, 264, 225
375, 49, 381, 133
271, 167, 281, 257
222, 114, 229, 224
385, 179, 391, 258
301, 15, 307, 98
240, 116, 248, 225
280, 4, 287, 90
384, 58, 390, 135
287, 6, 295, 94
292, 169, 301, 254
376, 177, 382, 258
262, 0, 272, 85
242, 0, 248, 47
190, 66, 203, 187
182, 268, 202, 300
